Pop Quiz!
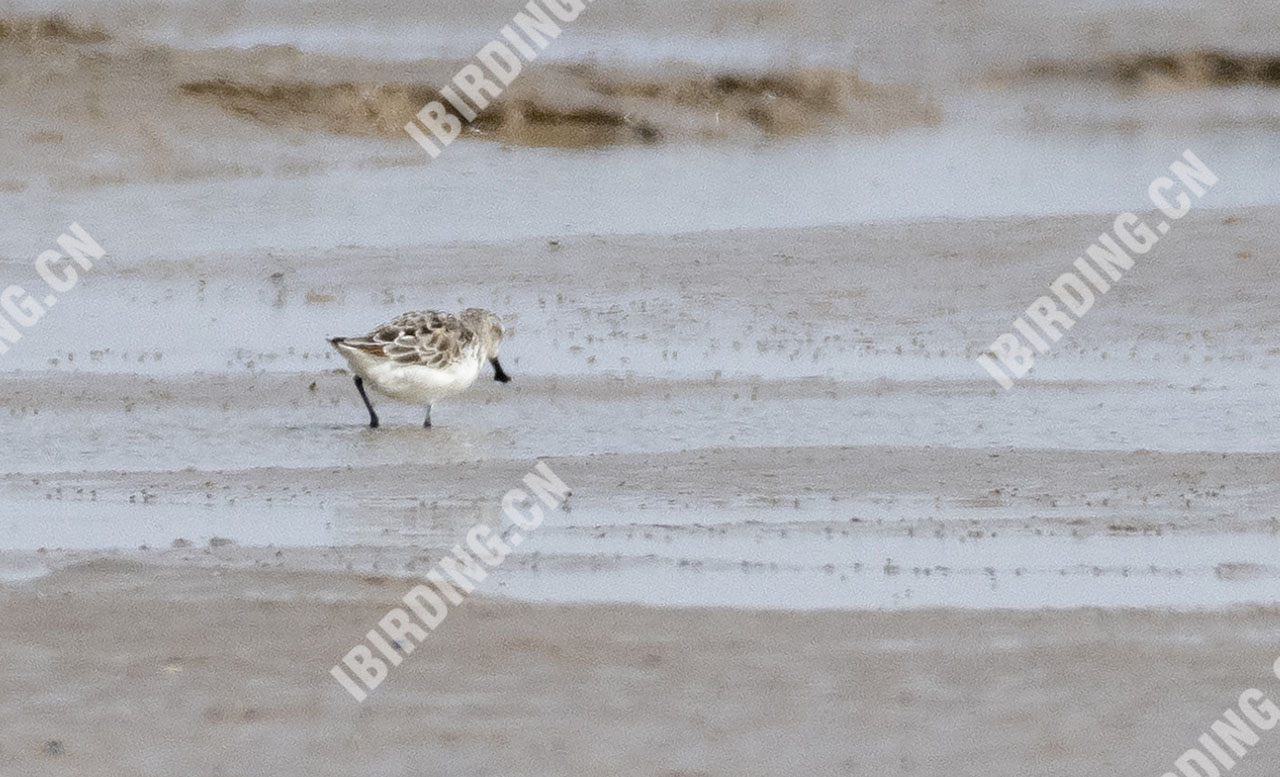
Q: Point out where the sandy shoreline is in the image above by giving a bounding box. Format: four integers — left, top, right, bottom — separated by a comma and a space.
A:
4, 559, 1280, 776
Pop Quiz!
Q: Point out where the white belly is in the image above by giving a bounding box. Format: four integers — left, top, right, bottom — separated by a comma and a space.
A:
341, 348, 482, 406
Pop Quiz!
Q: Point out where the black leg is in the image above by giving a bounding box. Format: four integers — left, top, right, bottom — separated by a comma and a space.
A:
354, 376, 379, 428
423, 404, 432, 429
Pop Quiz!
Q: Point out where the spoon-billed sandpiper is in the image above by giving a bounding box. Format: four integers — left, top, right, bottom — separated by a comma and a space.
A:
329, 308, 510, 428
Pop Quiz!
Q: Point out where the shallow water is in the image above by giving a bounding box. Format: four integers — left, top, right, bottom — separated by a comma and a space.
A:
7, 491, 1279, 610
5, 116, 1279, 261
1, 374, 1276, 483
503, 527, 1280, 610
3, 0, 1279, 614
18, 0, 1280, 81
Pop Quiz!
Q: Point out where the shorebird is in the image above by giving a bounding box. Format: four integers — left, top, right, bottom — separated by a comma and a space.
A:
329, 308, 511, 428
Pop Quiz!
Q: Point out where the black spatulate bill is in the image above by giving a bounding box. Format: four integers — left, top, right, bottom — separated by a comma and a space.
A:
491, 358, 512, 383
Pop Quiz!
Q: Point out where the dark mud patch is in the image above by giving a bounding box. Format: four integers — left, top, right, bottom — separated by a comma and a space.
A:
1023, 51, 1280, 90
178, 66, 939, 148
0, 15, 110, 46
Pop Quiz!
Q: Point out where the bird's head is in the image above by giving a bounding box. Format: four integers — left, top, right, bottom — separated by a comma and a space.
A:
462, 308, 511, 382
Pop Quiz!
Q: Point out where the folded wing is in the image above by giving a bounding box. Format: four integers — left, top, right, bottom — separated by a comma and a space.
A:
342, 310, 476, 369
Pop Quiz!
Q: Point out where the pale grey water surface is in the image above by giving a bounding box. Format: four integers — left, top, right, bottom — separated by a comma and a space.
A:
4, 118, 1280, 261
